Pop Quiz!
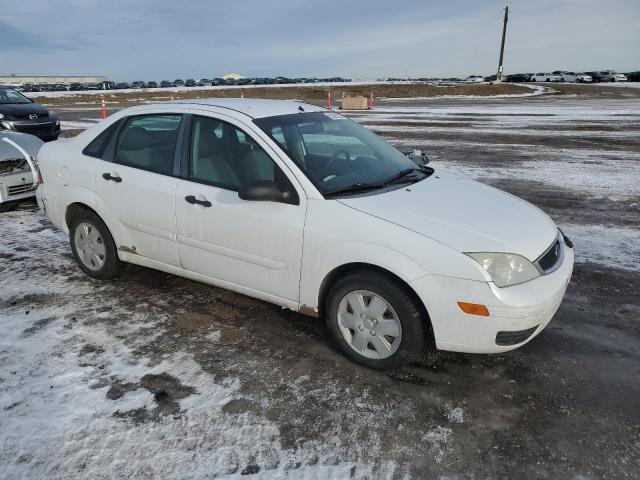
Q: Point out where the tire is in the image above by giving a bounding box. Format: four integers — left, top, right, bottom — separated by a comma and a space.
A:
69, 209, 122, 279
561, 78, 565, 83
325, 270, 425, 370
531, 78, 536, 82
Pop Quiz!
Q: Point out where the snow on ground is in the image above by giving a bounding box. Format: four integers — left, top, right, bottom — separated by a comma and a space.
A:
561, 224, 640, 272
0, 211, 398, 479
379, 84, 545, 100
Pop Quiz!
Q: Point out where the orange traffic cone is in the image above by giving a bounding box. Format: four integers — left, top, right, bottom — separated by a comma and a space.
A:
100, 96, 107, 119
328, 91, 332, 109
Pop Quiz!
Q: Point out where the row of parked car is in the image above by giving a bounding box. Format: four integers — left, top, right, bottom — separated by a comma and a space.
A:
13, 76, 352, 93
381, 70, 639, 84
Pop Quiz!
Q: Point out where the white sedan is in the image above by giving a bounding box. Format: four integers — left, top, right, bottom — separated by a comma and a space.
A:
554, 71, 593, 83
531, 73, 561, 82
36, 99, 573, 369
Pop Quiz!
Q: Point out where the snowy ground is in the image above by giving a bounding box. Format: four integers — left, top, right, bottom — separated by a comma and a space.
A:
1, 90, 639, 479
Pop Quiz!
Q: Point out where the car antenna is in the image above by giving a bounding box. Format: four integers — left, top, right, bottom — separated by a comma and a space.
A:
298, 105, 305, 112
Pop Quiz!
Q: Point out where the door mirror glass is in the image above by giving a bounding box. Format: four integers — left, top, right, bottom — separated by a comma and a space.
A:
239, 180, 291, 203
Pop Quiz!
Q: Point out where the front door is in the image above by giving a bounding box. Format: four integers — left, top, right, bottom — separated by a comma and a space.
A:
175, 114, 306, 306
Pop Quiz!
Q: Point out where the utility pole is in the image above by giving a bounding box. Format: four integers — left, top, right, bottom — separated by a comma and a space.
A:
496, 5, 509, 82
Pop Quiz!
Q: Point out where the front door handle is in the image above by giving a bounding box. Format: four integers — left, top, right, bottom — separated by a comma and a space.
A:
185, 195, 212, 207
102, 172, 122, 183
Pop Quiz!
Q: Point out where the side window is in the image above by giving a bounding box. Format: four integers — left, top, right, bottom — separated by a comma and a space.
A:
115, 114, 181, 175
82, 120, 121, 158
189, 116, 283, 191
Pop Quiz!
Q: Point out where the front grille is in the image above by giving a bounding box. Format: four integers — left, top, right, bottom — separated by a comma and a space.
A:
535, 237, 563, 273
8, 184, 36, 196
0, 159, 29, 175
495, 326, 539, 346
11, 112, 49, 120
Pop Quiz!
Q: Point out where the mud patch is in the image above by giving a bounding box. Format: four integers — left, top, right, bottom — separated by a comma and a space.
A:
172, 313, 214, 333
21, 316, 57, 337
113, 373, 196, 423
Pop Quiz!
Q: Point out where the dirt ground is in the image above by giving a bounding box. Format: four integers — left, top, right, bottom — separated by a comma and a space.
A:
1, 87, 639, 479
31, 82, 532, 108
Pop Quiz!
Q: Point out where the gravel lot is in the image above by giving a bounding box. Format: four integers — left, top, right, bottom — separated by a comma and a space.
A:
1, 88, 639, 479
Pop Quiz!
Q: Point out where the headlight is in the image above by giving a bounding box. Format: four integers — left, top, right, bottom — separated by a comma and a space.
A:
48, 110, 57, 118
0, 113, 4, 119
466, 252, 539, 288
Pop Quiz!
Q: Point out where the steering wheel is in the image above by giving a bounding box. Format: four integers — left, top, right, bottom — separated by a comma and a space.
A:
324, 149, 351, 176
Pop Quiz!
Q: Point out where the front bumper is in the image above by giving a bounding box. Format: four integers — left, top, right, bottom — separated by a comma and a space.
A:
410, 242, 574, 354
0, 170, 37, 203
2, 118, 60, 140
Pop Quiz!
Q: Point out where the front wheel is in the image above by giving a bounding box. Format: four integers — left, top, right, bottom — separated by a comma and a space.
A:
325, 270, 425, 369
69, 210, 122, 279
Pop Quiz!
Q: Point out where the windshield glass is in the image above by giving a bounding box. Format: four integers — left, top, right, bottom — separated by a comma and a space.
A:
254, 111, 424, 196
0, 88, 32, 105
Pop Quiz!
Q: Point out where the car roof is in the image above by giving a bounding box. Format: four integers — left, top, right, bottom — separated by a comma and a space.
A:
169, 98, 326, 119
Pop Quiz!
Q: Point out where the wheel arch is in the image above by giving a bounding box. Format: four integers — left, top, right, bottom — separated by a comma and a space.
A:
317, 262, 434, 344
65, 202, 119, 251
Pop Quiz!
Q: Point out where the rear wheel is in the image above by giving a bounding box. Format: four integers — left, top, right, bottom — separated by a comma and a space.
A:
325, 270, 425, 369
69, 210, 122, 279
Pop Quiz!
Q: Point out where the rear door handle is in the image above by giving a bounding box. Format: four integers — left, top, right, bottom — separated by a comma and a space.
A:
102, 172, 122, 183
185, 195, 212, 207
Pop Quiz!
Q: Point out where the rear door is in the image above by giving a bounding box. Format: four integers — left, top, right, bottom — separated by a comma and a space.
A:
92, 113, 183, 266
174, 114, 306, 306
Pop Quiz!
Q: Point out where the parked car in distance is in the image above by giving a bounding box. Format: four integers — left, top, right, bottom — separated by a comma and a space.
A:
0, 130, 43, 211
465, 75, 485, 83
531, 73, 561, 82
573, 72, 593, 83
146, 81, 158, 89
174, 79, 185, 86
599, 70, 627, 82
625, 71, 640, 82
504, 73, 532, 82
131, 81, 145, 89
585, 71, 606, 83
185, 79, 196, 87
0, 87, 60, 141
551, 71, 593, 83
114, 82, 131, 89
160, 80, 174, 88
36, 99, 574, 369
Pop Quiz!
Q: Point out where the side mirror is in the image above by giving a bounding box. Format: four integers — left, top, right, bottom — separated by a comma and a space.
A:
404, 148, 430, 167
238, 180, 291, 203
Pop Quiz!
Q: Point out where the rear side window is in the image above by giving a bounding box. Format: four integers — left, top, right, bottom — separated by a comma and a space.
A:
82, 120, 121, 158
115, 114, 182, 175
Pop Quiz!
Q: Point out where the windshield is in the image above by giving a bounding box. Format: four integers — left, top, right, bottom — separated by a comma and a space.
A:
0, 89, 32, 105
254, 111, 425, 196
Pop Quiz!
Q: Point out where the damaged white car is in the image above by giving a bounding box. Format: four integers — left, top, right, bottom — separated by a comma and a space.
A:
0, 131, 43, 211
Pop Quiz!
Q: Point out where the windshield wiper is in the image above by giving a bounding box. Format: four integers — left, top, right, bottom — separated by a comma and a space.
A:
325, 182, 384, 197
381, 168, 423, 186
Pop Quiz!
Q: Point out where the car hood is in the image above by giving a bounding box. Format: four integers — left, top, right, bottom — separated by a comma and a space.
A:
0, 102, 48, 117
338, 173, 558, 261
0, 131, 44, 160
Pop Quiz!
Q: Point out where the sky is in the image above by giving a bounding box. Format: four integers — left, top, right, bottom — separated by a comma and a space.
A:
1, 0, 638, 80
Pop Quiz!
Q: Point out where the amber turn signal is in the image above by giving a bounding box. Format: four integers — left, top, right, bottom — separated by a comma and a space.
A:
457, 302, 490, 316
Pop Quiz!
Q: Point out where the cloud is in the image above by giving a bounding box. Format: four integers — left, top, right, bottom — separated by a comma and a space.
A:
0, 0, 638, 79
